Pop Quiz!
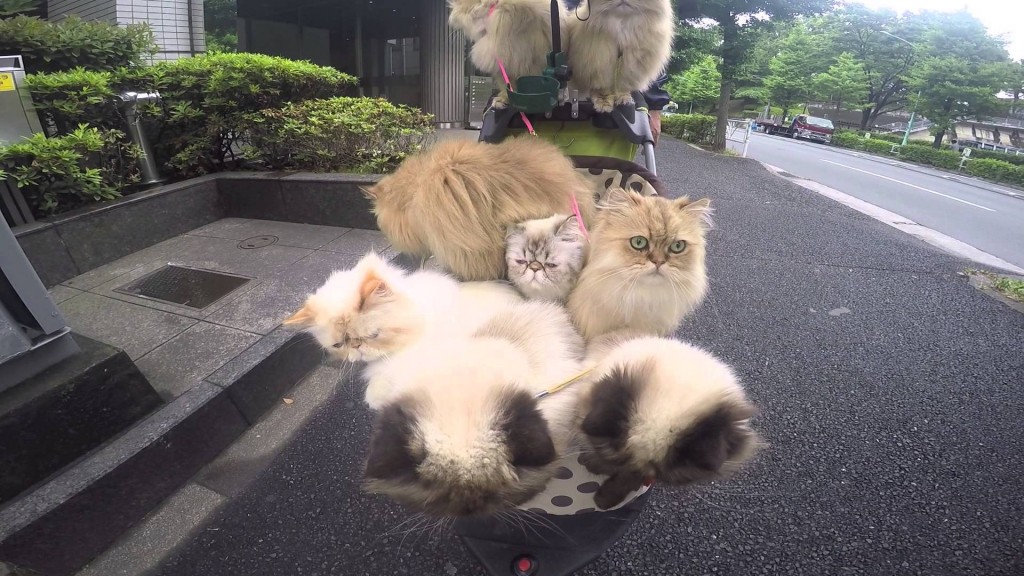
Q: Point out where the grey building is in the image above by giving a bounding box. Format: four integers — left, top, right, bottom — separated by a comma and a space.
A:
47, 0, 474, 126
48, 0, 206, 61
235, 0, 469, 126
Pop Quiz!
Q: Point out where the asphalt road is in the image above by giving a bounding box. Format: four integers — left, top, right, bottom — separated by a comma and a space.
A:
152, 138, 1024, 576
733, 132, 1024, 269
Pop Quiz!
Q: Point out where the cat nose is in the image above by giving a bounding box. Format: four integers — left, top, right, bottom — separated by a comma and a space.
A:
528, 262, 544, 271
351, 341, 362, 349
649, 257, 666, 268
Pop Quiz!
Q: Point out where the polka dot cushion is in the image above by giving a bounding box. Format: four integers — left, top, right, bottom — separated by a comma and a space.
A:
517, 449, 649, 515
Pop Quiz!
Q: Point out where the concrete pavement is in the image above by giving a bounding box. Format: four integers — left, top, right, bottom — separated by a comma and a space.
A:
95, 138, 1024, 576
734, 133, 1024, 269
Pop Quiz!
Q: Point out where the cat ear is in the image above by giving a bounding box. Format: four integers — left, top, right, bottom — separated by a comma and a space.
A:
675, 197, 714, 231
506, 222, 526, 240
282, 301, 316, 327
555, 215, 582, 241
580, 364, 646, 441
601, 186, 643, 209
664, 403, 757, 476
501, 391, 557, 468
360, 185, 378, 200
358, 273, 392, 306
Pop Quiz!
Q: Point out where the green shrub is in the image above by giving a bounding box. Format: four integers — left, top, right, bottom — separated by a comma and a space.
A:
965, 158, 1024, 186
861, 138, 895, 155
966, 147, 1024, 167
870, 132, 904, 144
0, 15, 155, 74
0, 125, 140, 216
897, 145, 961, 171
831, 130, 861, 148
242, 97, 433, 173
110, 52, 360, 177
24, 68, 118, 136
662, 113, 717, 144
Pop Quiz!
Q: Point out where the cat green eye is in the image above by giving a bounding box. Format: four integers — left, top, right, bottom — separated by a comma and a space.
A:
669, 240, 687, 254
629, 236, 649, 251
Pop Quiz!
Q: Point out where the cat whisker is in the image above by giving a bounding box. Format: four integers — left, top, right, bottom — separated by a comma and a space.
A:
515, 508, 574, 543
689, 490, 769, 515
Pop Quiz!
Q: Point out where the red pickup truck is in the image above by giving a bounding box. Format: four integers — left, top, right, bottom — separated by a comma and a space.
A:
760, 114, 835, 144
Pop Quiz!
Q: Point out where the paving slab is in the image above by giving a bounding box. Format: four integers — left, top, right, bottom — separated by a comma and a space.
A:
135, 322, 261, 400
320, 228, 392, 255
59, 293, 196, 361
188, 218, 351, 250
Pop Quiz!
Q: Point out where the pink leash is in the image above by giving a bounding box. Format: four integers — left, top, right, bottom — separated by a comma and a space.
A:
488, 3, 588, 241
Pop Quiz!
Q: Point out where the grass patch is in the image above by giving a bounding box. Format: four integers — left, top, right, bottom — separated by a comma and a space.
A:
965, 269, 1024, 303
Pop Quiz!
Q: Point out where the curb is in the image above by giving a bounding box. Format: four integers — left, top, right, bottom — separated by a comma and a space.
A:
760, 162, 1024, 276
0, 328, 322, 576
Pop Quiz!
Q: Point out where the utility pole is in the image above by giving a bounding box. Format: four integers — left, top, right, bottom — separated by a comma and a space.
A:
880, 30, 919, 146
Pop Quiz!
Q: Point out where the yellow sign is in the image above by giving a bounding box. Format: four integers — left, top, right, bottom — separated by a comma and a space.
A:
0, 73, 14, 92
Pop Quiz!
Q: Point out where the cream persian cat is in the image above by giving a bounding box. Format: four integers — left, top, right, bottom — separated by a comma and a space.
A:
566, 0, 675, 112
364, 138, 596, 282
505, 214, 586, 302
567, 187, 711, 341
448, 0, 566, 109
363, 300, 585, 517
282, 252, 521, 407
577, 332, 760, 510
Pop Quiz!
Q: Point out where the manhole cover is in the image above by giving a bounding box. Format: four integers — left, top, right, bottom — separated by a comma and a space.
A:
115, 265, 252, 310
238, 235, 278, 249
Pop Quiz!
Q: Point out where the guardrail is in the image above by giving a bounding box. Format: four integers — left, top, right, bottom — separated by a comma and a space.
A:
726, 118, 753, 158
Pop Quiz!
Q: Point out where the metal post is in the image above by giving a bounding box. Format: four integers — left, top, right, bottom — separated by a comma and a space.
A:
902, 90, 920, 146
118, 91, 165, 187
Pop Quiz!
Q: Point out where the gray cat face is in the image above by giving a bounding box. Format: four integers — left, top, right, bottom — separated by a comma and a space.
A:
505, 215, 586, 302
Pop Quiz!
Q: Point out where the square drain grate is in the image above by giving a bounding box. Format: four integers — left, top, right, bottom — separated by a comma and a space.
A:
115, 265, 252, 310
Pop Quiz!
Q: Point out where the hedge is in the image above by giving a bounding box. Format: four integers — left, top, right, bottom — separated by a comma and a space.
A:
896, 145, 962, 171
242, 97, 433, 173
661, 114, 716, 145
0, 15, 156, 74
965, 158, 1024, 187
0, 126, 140, 216
966, 147, 1024, 167
26, 52, 361, 178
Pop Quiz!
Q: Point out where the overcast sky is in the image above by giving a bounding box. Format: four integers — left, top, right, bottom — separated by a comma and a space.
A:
846, 0, 1024, 60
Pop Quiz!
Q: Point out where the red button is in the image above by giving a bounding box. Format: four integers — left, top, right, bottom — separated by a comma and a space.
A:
517, 557, 533, 572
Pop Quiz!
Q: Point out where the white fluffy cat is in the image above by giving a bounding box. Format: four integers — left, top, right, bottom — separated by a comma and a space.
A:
505, 214, 587, 302
447, 0, 566, 109
566, 0, 675, 112
282, 252, 522, 407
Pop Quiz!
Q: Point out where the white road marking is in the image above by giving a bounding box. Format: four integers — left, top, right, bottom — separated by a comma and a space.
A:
820, 159, 996, 212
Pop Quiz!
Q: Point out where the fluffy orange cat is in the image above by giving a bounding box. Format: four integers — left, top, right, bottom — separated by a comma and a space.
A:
363, 138, 597, 281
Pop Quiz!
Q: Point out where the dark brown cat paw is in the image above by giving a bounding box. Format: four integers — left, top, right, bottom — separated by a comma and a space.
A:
593, 471, 645, 510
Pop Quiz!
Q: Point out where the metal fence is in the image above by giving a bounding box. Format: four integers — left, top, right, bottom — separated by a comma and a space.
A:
726, 118, 752, 157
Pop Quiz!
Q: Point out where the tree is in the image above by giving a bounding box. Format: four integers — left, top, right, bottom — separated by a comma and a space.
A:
687, 0, 835, 151
1006, 60, 1024, 114
0, 0, 39, 18
809, 5, 919, 130
908, 58, 1011, 148
906, 10, 1012, 147
813, 52, 868, 111
204, 0, 237, 52
670, 24, 721, 75
763, 22, 827, 118
666, 55, 721, 112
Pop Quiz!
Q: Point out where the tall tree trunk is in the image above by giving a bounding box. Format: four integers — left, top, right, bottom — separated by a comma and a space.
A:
932, 129, 946, 148
859, 107, 873, 131
713, 78, 731, 151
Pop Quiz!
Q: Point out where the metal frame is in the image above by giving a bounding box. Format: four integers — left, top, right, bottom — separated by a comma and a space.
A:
0, 217, 79, 393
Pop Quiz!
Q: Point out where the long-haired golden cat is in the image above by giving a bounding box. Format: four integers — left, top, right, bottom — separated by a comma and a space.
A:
447, 0, 565, 109
363, 300, 585, 517
364, 138, 596, 282
282, 252, 521, 407
578, 332, 759, 510
567, 187, 711, 341
566, 0, 675, 112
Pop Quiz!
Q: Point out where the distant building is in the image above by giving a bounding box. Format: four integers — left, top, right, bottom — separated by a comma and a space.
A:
47, 0, 205, 61
46, 0, 472, 126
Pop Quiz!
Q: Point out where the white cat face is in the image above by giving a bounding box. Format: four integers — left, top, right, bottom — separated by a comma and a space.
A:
505, 214, 586, 302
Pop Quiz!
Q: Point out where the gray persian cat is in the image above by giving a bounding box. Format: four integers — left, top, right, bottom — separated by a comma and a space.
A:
505, 214, 587, 302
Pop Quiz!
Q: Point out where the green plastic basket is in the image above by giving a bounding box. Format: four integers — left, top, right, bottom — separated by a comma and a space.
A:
507, 75, 560, 114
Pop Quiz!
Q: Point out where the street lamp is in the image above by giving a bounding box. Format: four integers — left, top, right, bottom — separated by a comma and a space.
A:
880, 30, 920, 146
